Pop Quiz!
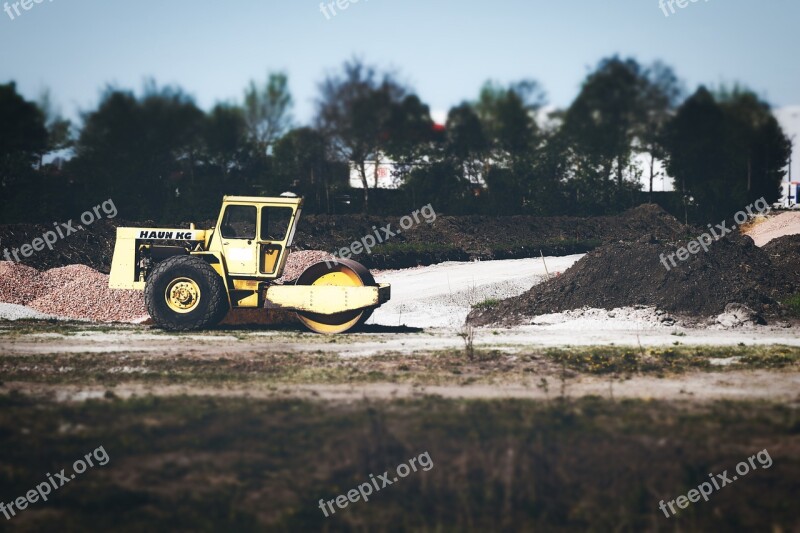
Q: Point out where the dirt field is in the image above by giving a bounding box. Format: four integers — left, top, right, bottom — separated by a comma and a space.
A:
0, 320, 799, 531
1, 208, 799, 531
1, 321, 799, 401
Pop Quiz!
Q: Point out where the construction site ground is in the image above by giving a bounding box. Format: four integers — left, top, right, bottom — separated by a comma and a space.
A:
1, 208, 799, 530
2, 314, 799, 403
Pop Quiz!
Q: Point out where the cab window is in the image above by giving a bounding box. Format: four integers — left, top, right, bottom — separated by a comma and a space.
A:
221, 205, 256, 240
260, 207, 293, 241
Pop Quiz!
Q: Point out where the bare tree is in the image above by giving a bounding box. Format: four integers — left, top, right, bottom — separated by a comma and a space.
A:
314, 58, 409, 212
640, 61, 685, 198
243, 72, 293, 155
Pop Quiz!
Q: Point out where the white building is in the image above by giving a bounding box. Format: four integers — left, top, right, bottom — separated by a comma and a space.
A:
348, 160, 401, 189
779, 181, 800, 208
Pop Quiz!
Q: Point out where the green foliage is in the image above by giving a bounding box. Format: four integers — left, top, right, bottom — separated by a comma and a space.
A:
472, 298, 501, 310
273, 127, 347, 212
314, 58, 414, 212
559, 57, 684, 215
0, 83, 49, 222
544, 345, 800, 374
664, 86, 790, 221
782, 294, 800, 317
0, 57, 791, 223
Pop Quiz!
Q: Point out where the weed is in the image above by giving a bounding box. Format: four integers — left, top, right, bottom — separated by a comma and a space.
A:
472, 298, 501, 310
458, 325, 475, 361
782, 294, 800, 317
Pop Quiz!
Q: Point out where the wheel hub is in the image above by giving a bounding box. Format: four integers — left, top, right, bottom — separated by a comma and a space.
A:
165, 278, 201, 313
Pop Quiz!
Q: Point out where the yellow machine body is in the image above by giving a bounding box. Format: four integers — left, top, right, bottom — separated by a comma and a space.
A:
108, 195, 390, 321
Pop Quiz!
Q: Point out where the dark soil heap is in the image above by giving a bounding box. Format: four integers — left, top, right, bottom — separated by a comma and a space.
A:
0, 219, 124, 274
763, 235, 800, 285
468, 232, 789, 327
297, 204, 688, 267
0, 204, 688, 272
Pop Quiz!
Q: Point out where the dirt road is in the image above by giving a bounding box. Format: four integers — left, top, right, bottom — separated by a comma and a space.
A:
1, 322, 798, 402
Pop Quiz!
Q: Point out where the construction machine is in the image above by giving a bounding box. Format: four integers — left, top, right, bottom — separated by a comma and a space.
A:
108, 195, 390, 333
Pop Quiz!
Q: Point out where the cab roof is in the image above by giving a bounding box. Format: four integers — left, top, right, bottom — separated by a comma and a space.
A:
222, 195, 303, 206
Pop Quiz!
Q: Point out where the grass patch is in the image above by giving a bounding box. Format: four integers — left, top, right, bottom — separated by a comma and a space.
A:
370, 242, 461, 254
542, 345, 800, 374
472, 298, 501, 310
782, 294, 800, 317
1, 344, 798, 389
493, 238, 602, 249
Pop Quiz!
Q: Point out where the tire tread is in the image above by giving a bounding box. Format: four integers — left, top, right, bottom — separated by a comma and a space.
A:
144, 255, 228, 331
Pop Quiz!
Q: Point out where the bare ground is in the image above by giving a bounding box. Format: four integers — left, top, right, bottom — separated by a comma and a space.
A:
1, 321, 798, 403
1, 321, 799, 531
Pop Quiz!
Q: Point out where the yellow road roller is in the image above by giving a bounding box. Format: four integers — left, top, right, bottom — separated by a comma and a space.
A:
108, 195, 390, 333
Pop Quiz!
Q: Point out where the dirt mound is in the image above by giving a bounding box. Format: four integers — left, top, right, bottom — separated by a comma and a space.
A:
763, 235, 800, 287
0, 219, 123, 273
612, 203, 688, 238
467, 234, 786, 327
296, 203, 689, 269
744, 211, 800, 246
1, 204, 689, 272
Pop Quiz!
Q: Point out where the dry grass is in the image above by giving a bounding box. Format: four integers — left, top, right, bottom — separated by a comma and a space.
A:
0, 394, 797, 531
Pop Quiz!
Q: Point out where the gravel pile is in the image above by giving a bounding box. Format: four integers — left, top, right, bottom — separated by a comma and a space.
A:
39, 265, 103, 295
0, 251, 336, 323
0, 260, 149, 322
28, 268, 147, 323
279, 250, 336, 283
0, 262, 48, 305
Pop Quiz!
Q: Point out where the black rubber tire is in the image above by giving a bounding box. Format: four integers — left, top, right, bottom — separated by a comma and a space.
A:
144, 255, 229, 331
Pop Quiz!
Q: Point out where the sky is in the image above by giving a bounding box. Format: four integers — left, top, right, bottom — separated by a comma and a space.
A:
1, 0, 798, 133
0, 0, 800, 119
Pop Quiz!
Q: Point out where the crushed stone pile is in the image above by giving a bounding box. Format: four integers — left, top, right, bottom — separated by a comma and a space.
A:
0, 262, 48, 305
744, 211, 800, 247
28, 266, 147, 322
1, 260, 148, 323
467, 233, 788, 327
278, 250, 336, 283
0, 251, 333, 323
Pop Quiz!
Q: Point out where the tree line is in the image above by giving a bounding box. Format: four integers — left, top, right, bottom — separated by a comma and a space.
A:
0, 56, 791, 223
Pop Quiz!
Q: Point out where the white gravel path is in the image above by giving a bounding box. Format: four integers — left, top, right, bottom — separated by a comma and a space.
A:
0, 303, 60, 321
369, 255, 584, 328
745, 211, 800, 246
